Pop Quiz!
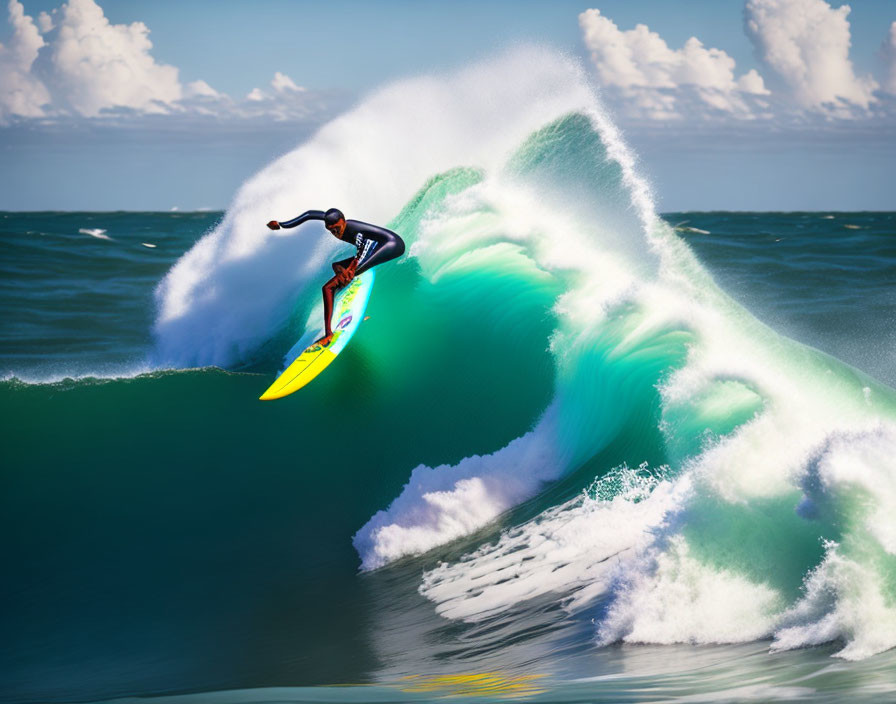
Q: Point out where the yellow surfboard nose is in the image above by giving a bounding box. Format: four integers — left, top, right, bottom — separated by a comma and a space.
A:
259, 346, 338, 400
259, 272, 375, 400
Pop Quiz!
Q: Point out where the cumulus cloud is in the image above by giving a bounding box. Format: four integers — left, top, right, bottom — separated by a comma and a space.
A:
45, 0, 182, 116
0, 0, 51, 119
579, 8, 769, 120
185, 79, 221, 100
744, 0, 878, 111
246, 71, 305, 101
580, 1, 892, 123
0, 0, 324, 125
271, 71, 304, 94
36, 9, 52, 33
234, 72, 321, 121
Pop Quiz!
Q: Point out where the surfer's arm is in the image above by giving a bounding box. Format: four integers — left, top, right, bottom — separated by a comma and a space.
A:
332, 256, 356, 275
269, 210, 327, 230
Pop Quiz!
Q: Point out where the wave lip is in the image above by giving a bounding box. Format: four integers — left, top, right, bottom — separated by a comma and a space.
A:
347, 51, 671, 571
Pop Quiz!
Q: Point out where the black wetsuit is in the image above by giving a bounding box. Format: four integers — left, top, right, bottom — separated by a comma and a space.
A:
279, 210, 405, 275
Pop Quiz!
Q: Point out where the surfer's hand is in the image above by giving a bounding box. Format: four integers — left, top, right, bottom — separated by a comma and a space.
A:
336, 259, 357, 285
267, 220, 280, 230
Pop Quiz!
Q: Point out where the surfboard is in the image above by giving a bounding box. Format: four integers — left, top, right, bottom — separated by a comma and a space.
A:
259, 271, 375, 400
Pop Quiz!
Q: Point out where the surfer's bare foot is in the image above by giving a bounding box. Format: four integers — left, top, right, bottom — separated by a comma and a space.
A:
315, 332, 334, 347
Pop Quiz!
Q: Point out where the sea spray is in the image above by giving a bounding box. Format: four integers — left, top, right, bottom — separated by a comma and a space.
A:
152, 48, 600, 368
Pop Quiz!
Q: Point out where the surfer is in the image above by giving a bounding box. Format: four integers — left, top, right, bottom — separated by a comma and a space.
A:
267, 209, 405, 346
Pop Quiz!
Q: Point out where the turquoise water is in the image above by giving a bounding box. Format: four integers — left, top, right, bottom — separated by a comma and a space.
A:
3, 51, 896, 704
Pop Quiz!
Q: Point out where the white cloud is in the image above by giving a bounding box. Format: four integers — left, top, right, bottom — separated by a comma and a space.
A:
580, 2, 891, 123
185, 79, 221, 99
236, 72, 320, 121
578, 8, 768, 120
271, 71, 304, 93
744, 0, 878, 111
0, 0, 324, 125
36, 9, 53, 33
881, 22, 896, 95
246, 71, 305, 101
738, 68, 768, 95
46, 0, 182, 116
0, 0, 51, 119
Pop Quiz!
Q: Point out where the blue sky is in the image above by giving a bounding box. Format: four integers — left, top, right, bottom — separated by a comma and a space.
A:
1, 0, 894, 210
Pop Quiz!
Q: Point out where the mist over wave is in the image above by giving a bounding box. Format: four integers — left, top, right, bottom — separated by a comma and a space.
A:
151, 47, 896, 662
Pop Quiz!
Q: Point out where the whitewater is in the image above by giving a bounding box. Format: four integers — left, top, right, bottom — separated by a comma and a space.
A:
145, 46, 896, 664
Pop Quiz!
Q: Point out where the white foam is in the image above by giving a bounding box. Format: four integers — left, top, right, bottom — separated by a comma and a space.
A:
670, 685, 817, 702
1, 361, 157, 385
419, 465, 683, 621
79, 227, 110, 240
770, 428, 896, 659
597, 535, 784, 646
354, 409, 563, 571
772, 542, 896, 661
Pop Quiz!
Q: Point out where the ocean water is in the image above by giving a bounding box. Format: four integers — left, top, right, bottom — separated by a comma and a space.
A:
2, 49, 896, 704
